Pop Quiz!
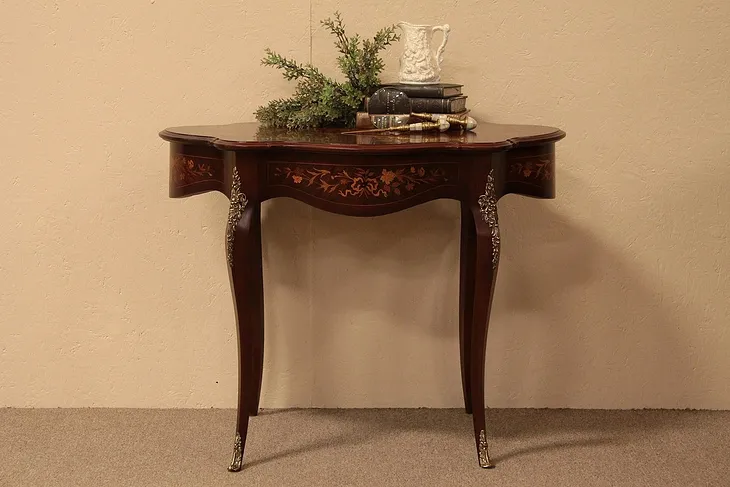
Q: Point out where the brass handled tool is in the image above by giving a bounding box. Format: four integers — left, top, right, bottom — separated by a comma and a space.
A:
342, 119, 450, 135
411, 113, 478, 131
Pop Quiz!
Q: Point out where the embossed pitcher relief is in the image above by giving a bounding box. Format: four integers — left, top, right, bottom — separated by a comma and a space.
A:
397, 21, 450, 84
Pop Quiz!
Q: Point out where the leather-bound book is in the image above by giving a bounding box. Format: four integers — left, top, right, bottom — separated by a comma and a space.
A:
409, 96, 467, 114
379, 83, 463, 98
355, 112, 376, 129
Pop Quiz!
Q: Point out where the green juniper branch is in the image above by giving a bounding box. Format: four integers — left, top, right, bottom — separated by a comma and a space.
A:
255, 12, 400, 130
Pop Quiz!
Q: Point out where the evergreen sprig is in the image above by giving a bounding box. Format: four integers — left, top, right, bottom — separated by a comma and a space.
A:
255, 12, 399, 130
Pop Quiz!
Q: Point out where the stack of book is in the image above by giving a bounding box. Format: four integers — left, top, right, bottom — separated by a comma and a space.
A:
356, 83, 468, 129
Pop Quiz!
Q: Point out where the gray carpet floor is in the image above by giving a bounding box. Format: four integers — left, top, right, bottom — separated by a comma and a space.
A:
2, 408, 729, 486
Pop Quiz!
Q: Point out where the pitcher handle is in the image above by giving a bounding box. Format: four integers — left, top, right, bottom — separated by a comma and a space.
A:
432, 24, 450, 71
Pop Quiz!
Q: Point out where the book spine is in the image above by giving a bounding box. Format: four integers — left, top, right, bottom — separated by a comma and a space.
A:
355, 112, 375, 129
409, 97, 467, 114
380, 85, 463, 98
426, 86, 459, 97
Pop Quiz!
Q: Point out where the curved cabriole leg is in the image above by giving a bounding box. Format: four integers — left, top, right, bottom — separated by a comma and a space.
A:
247, 212, 264, 418
469, 169, 501, 469
459, 202, 476, 414
225, 167, 264, 472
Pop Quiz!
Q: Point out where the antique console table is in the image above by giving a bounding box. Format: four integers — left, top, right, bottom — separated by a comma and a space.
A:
160, 122, 565, 471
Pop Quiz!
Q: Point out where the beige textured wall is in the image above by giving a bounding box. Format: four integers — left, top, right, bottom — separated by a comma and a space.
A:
1, 0, 729, 409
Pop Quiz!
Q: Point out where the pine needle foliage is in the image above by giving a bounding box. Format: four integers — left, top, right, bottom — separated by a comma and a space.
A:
255, 12, 399, 130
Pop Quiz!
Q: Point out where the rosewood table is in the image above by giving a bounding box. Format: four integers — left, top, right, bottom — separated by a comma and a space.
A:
160, 122, 565, 471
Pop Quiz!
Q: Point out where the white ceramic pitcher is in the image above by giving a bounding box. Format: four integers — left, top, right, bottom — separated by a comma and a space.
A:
397, 21, 450, 85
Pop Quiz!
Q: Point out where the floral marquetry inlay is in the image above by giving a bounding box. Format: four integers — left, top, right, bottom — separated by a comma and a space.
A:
269, 163, 457, 202
510, 159, 553, 181
171, 154, 220, 187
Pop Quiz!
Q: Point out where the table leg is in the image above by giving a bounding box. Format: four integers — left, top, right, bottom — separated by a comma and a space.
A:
248, 210, 265, 418
459, 202, 476, 414
225, 167, 264, 472
468, 170, 501, 469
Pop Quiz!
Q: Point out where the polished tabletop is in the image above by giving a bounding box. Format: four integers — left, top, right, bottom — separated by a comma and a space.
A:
160, 122, 565, 152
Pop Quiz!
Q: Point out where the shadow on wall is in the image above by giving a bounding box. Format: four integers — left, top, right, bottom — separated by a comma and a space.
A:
257, 197, 314, 408
258, 175, 704, 408
261, 199, 461, 407
492, 170, 703, 409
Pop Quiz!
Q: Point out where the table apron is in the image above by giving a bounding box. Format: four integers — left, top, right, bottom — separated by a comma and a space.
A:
167, 142, 557, 210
